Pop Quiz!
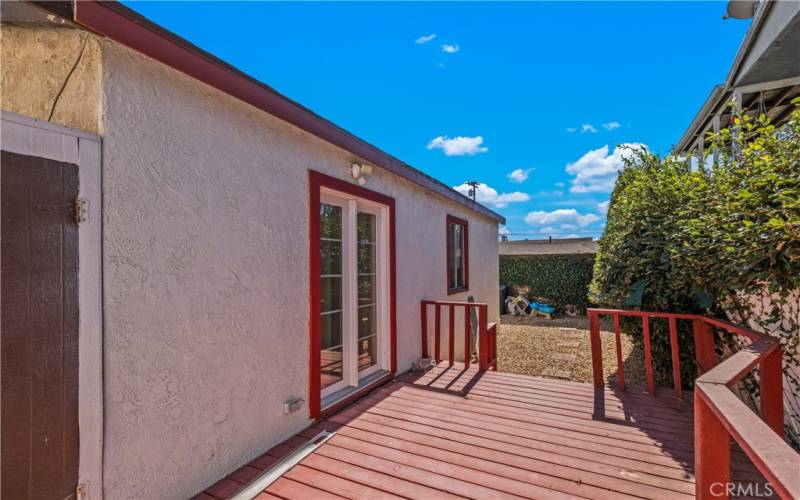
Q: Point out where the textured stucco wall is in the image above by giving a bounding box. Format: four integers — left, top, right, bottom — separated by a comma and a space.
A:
0, 25, 101, 134
99, 40, 498, 498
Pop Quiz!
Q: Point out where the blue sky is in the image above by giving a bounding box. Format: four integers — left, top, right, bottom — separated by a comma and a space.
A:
124, 1, 750, 239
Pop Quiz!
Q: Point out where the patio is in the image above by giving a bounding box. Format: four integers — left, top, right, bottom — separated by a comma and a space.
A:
196, 362, 766, 499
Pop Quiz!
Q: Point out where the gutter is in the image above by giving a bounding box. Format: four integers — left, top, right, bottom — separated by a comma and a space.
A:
723, 0, 774, 88
31, 0, 505, 224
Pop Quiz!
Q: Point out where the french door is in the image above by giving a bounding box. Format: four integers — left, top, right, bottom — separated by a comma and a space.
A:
319, 189, 389, 399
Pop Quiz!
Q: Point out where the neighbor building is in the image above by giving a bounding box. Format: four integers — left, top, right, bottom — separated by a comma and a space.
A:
675, 0, 800, 166
499, 237, 598, 257
0, 2, 502, 498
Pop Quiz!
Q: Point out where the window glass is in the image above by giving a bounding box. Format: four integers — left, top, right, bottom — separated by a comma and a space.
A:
320, 204, 343, 388
447, 218, 467, 291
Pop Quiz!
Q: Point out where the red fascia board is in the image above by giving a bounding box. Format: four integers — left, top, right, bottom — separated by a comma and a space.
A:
69, 1, 504, 225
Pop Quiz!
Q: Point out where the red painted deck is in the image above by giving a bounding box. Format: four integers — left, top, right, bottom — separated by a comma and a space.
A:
197, 363, 767, 499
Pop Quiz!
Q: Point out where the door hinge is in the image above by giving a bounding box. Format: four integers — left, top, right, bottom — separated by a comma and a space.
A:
74, 483, 85, 500
74, 197, 89, 224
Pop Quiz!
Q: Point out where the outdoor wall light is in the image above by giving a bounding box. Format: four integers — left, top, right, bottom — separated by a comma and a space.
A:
351, 162, 373, 185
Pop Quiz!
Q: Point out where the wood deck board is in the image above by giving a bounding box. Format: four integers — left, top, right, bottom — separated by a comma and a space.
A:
200, 362, 768, 499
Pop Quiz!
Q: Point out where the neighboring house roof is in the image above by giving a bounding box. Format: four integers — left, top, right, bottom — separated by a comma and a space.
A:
499, 238, 598, 256
675, 0, 800, 154
21, 0, 505, 224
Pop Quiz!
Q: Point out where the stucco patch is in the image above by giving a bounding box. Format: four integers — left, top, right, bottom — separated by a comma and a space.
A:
0, 25, 101, 133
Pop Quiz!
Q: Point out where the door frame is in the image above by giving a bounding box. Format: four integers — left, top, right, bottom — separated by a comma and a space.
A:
309, 170, 396, 419
318, 191, 389, 399
1, 111, 103, 498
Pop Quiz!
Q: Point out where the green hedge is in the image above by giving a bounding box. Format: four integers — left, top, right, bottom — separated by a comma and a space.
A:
590, 102, 799, 446
500, 254, 595, 311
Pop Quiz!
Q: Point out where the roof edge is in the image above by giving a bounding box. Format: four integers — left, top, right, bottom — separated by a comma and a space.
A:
674, 85, 727, 153
46, 0, 505, 224
674, 0, 776, 154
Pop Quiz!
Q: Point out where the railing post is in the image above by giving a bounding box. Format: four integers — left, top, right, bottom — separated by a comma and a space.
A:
489, 325, 497, 370
464, 306, 471, 368
643, 316, 655, 396
668, 317, 682, 399
434, 303, 441, 364
693, 319, 717, 375
448, 306, 455, 367
589, 311, 603, 388
478, 304, 488, 370
760, 346, 784, 436
613, 314, 625, 391
695, 390, 730, 500
421, 301, 428, 359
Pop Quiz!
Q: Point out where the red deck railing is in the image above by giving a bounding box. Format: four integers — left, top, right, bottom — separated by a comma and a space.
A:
588, 308, 799, 499
420, 300, 497, 371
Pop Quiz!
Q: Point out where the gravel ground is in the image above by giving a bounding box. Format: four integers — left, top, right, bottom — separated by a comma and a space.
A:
497, 314, 647, 385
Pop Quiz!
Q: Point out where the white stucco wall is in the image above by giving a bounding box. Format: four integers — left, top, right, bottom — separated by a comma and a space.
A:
99, 40, 499, 498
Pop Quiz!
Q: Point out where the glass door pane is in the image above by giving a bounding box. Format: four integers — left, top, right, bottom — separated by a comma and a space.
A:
356, 212, 378, 374
320, 203, 343, 389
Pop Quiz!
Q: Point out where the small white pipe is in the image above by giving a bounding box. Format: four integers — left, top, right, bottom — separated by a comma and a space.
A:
230, 431, 336, 500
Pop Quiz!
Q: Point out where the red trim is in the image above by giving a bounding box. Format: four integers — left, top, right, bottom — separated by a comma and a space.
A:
308, 171, 396, 419
587, 308, 797, 500
445, 215, 469, 295
68, 1, 504, 225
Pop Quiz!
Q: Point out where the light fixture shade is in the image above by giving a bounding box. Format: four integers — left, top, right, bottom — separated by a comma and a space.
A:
726, 0, 757, 19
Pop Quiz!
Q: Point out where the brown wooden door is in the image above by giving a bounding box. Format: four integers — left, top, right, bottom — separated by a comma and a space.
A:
1, 150, 80, 500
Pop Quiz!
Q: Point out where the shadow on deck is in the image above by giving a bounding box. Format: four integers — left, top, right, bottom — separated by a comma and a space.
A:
197, 363, 767, 499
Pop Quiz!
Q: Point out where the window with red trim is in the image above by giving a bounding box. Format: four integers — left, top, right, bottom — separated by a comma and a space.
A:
446, 215, 469, 293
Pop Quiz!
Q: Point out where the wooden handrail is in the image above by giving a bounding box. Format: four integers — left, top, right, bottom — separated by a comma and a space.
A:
587, 308, 799, 499
420, 300, 496, 371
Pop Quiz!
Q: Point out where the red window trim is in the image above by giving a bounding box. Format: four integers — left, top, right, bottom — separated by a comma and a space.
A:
446, 214, 469, 295
308, 170, 397, 419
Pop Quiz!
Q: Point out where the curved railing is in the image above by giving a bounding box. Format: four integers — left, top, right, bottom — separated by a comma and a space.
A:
587, 308, 799, 499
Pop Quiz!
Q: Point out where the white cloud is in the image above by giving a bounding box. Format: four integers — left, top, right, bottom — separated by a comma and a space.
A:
453, 182, 530, 208
598, 200, 610, 213
415, 34, 437, 44
581, 124, 597, 134
441, 44, 460, 53
537, 190, 564, 197
427, 136, 488, 156
507, 168, 534, 183
555, 182, 565, 188
524, 208, 600, 227
602, 121, 621, 131
565, 143, 646, 193
499, 227, 510, 236
566, 127, 577, 133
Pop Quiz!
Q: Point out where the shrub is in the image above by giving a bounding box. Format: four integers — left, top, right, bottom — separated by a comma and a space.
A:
590, 101, 800, 443
500, 253, 595, 311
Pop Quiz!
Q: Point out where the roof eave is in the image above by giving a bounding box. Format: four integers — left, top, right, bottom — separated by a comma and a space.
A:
34, 0, 505, 224
674, 85, 727, 153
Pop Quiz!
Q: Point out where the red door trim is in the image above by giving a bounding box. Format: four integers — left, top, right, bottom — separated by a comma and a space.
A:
308, 171, 397, 419
446, 214, 469, 294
